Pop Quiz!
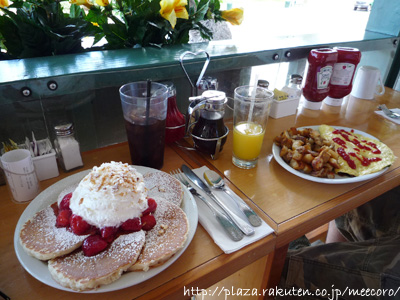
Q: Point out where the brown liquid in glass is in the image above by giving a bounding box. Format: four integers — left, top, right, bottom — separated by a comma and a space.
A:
125, 118, 166, 169
191, 110, 227, 155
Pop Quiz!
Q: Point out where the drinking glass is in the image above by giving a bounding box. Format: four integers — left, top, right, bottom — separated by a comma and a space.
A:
120, 81, 168, 169
232, 86, 273, 169
1, 149, 40, 202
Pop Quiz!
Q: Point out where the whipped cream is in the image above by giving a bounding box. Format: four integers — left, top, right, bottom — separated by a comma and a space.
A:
69, 162, 148, 228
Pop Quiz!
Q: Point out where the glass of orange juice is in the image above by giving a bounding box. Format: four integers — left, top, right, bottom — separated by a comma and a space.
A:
232, 86, 273, 169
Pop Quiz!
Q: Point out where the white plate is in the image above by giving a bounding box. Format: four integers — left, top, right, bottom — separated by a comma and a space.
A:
272, 126, 389, 184
14, 166, 198, 293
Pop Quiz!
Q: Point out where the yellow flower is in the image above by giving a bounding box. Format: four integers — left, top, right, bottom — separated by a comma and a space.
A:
95, 0, 108, 7
0, 0, 9, 8
159, 0, 189, 29
221, 8, 244, 26
70, 0, 93, 9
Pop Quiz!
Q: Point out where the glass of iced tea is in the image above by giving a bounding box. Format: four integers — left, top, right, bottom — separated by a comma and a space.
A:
232, 85, 273, 169
119, 81, 169, 169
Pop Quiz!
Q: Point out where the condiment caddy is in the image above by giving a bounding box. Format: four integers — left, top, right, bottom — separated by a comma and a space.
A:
179, 50, 229, 160
1, 133, 59, 181
269, 74, 303, 118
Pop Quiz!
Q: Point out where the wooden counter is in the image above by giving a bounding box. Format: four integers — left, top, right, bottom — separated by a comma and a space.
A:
175, 88, 400, 291
0, 144, 275, 300
1, 88, 399, 300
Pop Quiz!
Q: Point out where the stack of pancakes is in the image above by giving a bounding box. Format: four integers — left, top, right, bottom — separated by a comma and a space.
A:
19, 170, 189, 291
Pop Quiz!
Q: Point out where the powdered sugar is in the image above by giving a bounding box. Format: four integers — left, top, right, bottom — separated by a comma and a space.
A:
144, 172, 183, 207
52, 231, 145, 267
19, 205, 87, 259
18, 167, 193, 291
132, 199, 189, 270
48, 231, 146, 291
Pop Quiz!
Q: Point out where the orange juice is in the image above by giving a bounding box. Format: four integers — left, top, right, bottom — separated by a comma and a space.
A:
233, 122, 265, 160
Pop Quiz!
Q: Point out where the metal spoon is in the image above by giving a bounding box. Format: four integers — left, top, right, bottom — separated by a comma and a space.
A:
204, 170, 262, 227
378, 104, 400, 119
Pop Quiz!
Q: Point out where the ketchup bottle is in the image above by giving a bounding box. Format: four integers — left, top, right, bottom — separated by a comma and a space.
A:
302, 48, 338, 110
324, 47, 361, 106
164, 82, 185, 144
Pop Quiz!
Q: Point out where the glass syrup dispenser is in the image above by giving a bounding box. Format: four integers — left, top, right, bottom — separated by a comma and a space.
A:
179, 50, 228, 159
187, 90, 229, 159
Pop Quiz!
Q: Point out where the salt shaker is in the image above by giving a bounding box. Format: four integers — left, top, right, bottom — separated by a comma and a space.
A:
281, 74, 303, 99
257, 79, 270, 89
54, 123, 83, 171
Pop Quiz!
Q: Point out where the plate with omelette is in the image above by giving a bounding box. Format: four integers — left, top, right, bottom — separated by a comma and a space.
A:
273, 125, 396, 184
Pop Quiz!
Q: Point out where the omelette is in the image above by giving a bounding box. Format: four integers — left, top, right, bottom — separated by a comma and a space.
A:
319, 125, 396, 176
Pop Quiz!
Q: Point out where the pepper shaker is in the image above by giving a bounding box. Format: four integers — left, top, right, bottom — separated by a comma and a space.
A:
54, 123, 83, 171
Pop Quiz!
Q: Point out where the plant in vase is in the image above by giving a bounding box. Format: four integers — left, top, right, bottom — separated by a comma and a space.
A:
0, 0, 243, 59
0, 0, 103, 58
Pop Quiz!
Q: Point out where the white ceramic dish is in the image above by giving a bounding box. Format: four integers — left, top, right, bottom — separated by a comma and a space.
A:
272, 126, 389, 184
14, 166, 198, 293
269, 97, 300, 119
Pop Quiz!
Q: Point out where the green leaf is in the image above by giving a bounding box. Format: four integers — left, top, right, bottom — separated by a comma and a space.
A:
196, 21, 213, 40
93, 32, 105, 46
102, 23, 128, 49
18, 23, 53, 57
86, 7, 108, 26
69, 4, 86, 19
192, 0, 210, 22
0, 15, 23, 58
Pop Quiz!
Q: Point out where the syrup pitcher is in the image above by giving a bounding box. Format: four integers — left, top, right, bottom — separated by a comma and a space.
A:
179, 51, 229, 160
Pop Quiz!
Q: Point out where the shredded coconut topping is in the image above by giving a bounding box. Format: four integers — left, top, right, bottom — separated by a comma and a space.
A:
69, 162, 148, 228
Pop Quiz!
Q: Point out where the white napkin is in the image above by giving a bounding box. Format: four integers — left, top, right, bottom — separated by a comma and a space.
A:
191, 166, 274, 254
374, 108, 400, 125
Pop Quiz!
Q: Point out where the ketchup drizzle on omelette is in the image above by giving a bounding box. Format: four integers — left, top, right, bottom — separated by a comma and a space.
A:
319, 125, 395, 177
337, 147, 356, 169
332, 129, 382, 169
349, 152, 382, 167
333, 137, 347, 148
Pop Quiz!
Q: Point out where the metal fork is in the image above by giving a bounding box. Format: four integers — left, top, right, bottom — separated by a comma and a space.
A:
378, 104, 400, 119
171, 170, 244, 241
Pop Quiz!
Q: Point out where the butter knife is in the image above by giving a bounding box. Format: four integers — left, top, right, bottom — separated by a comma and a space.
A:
187, 186, 244, 241
182, 165, 255, 236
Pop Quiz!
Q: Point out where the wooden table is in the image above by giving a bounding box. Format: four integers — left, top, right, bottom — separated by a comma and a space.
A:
0, 144, 275, 300
1, 88, 399, 300
176, 88, 400, 291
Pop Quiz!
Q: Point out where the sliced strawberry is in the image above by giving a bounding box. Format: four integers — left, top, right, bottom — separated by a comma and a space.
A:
56, 209, 72, 228
59, 192, 72, 210
142, 198, 157, 215
82, 235, 108, 257
70, 214, 91, 235
100, 226, 118, 243
141, 214, 156, 231
120, 218, 141, 232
